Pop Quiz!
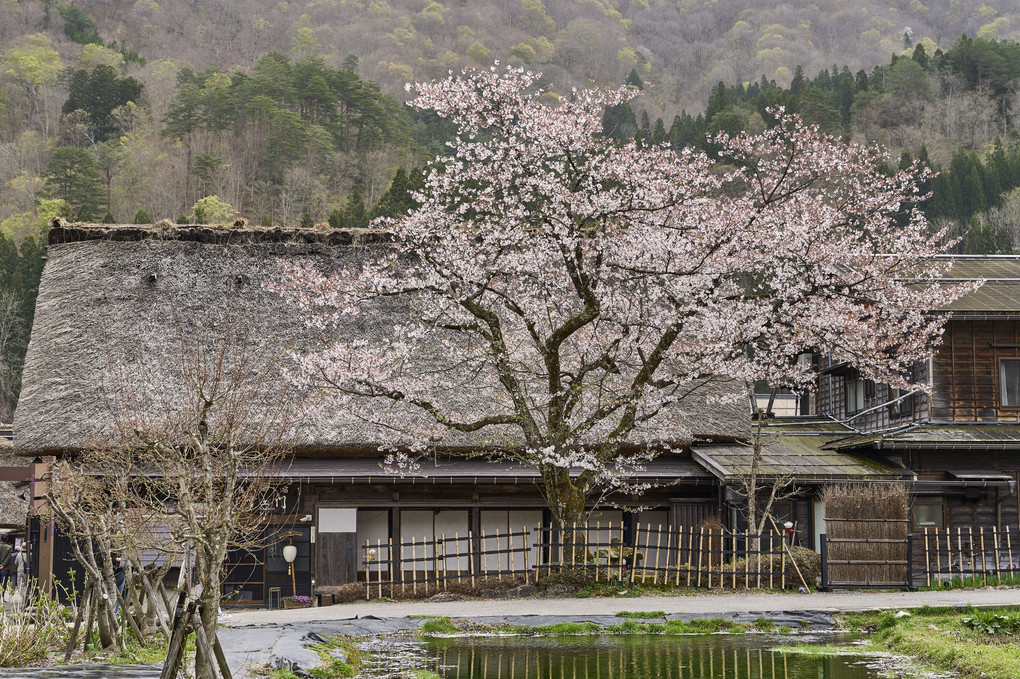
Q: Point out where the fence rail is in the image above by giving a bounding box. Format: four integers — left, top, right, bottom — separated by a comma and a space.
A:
919, 526, 1020, 588
359, 522, 802, 599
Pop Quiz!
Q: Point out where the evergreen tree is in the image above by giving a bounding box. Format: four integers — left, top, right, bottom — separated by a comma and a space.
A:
625, 68, 644, 90
43, 147, 106, 221
300, 212, 315, 228
328, 208, 343, 228
343, 184, 368, 228
133, 209, 151, 224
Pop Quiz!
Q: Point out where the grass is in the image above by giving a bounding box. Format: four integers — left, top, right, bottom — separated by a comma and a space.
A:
615, 610, 666, 618
772, 642, 883, 656
920, 572, 1020, 591
837, 605, 1020, 679
418, 617, 463, 636
752, 616, 774, 632
409, 671, 444, 679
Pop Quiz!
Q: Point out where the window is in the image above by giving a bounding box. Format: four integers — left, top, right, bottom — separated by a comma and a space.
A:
846, 375, 873, 414
912, 502, 945, 529
889, 386, 913, 418
1001, 359, 1020, 407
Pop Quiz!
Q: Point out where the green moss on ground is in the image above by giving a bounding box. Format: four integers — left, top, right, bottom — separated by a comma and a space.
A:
838, 605, 1020, 679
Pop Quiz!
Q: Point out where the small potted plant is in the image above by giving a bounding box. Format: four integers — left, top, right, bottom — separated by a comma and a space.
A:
282, 595, 312, 609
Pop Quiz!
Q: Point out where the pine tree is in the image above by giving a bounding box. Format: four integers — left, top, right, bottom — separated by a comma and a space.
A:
133, 209, 151, 224
300, 212, 315, 228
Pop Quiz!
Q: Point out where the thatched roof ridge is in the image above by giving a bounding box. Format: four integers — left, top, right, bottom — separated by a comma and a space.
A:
49, 219, 395, 246
14, 223, 749, 457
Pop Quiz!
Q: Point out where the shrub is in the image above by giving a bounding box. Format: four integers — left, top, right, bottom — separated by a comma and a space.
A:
723, 545, 820, 590
0, 583, 69, 666
419, 617, 461, 636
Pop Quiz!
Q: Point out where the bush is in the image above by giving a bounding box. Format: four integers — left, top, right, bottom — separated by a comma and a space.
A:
537, 566, 597, 589
723, 545, 820, 590
0, 583, 70, 666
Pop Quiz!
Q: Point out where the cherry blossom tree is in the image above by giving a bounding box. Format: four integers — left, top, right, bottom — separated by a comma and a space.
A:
275, 64, 973, 530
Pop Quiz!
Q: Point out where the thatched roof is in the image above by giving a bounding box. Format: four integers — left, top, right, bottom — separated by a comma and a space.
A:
13, 223, 748, 457
0, 440, 28, 529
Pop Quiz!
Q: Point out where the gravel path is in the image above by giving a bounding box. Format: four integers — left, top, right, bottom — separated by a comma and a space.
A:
221, 586, 1020, 628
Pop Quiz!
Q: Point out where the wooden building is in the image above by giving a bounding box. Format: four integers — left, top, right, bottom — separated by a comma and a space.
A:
812, 256, 1020, 535
11, 222, 750, 603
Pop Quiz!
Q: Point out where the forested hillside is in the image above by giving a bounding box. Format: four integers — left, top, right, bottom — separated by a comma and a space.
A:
3, 0, 1020, 419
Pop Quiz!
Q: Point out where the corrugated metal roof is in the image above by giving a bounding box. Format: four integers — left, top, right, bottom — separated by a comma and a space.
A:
932, 257, 1020, 314
828, 424, 1020, 451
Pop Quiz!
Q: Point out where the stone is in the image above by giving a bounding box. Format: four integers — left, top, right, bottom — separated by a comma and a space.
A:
428, 592, 462, 602
545, 584, 577, 597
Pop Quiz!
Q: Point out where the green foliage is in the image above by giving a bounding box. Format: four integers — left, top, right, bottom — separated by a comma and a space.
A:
343, 184, 369, 228
615, 610, 666, 618
62, 64, 144, 142
190, 195, 237, 224
300, 212, 315, 228
133, 209, 151, 224
418, 617, 461, 636
961, 611, 1020, 635
43, 146, 106, 221
328, 209, 343, 228
57, 3, 103, 45
753, 617, 774, 632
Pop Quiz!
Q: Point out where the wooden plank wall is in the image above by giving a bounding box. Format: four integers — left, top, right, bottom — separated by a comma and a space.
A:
816, 363, 929, 431
931, 319, 1020, 422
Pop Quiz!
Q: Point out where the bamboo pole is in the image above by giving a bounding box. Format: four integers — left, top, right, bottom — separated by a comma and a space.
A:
522, 526, 530, 583
994, 527, 1001, 579
442, 533, 449, 591
594, 521, 601, 583
934, 529, 942, 588
664, 529, 672, 588
696, 527, 704, 588
412, 537, 419, 595
653, 525, 662, 584
630, 522, 640, 585
980, 528, 987, 586
509, 528, 515, 579
969, 527, 976, 584
706, 528, 713, 589
618, 523, 625, 584
768, 515, 808, 591
954, 526, 962, 579
926, 526, 934, 583
1003, 526, 1011, 575
947, 527, 955, 584
364, 540, 371, 600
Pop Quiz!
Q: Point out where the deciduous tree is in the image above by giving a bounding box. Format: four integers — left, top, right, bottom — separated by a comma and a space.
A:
276, 65, 972, 529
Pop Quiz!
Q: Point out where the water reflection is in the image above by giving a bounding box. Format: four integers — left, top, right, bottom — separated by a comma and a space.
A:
0, 665, 159, 678
427, 635, 877, 679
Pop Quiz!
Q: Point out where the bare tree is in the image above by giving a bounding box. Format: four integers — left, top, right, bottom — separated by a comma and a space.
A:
49, 315, 292, 676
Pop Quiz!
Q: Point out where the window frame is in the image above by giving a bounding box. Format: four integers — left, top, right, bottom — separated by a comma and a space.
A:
911, 500, 946, 530
1000, 358, 1020, 409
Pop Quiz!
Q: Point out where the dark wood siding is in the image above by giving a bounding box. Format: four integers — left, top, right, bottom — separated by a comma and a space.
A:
932, 319, 1020, 422
316, 532, 357, 587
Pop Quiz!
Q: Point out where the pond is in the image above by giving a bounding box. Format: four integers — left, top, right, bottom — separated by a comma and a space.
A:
424, 634, 886, 679
0, 667, 159, 679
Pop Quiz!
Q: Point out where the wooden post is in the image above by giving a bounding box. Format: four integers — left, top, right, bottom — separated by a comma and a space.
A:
706, 528, 713, 589
1008, 528, 1015, 579
979, 528, 987, 586
696, 527, 704, 588
441, 533, 448, 591
630, 522, 640, 585
958, 527, 965, 582
211, 633, 233, 679
468, 531, 476, 589
664, 529, 672, 588
767, 515, 808, 592
618, 523, 625, 584
934, 529, 942, 588
924, 528, 931, 587
993, 527, 1001, 579
780, 534, 786, 590
400, 538, 406, 597
968, 527, 976, 584
509, 528, 515, 580
653, 526, 662, 585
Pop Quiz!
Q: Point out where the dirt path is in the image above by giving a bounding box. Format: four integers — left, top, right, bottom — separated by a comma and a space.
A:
221, 586, 1020, 627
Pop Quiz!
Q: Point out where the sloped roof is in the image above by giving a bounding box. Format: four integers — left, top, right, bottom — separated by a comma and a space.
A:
0, 440, 28, 529
930, 256, 1020, 315
13, 223, 748, 456
826, 424, 1020, 451
693, 417, 903, 482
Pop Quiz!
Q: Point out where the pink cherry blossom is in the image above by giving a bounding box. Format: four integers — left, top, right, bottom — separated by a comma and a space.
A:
271, 65, 976, 526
